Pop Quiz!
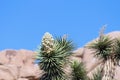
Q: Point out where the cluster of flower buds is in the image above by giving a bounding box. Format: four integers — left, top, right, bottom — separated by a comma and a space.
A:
42, 32, 54, 53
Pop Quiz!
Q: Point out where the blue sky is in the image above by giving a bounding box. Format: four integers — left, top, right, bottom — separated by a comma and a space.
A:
0, 0, 120, 51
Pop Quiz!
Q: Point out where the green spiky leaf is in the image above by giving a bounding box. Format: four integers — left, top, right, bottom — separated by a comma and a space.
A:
86, 35, 113, 60
71, 61, 88, 80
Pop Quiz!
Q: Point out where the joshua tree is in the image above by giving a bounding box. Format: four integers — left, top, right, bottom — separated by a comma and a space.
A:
36, 32, 74, 80
86, 28, 120, 80
71, 61, 88, 80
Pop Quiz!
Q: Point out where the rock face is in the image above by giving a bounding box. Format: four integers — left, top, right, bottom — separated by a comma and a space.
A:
1, 31, 120, 80
0, 49, 42, 80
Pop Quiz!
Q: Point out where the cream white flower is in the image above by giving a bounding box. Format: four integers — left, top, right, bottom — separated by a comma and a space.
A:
42, 32, 54, 53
